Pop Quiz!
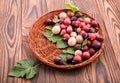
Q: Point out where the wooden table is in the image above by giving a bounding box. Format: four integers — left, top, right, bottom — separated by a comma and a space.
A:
0, 0, 120, 83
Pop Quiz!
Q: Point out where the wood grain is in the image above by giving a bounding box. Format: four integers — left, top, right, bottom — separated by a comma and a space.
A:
0, 0, 22, 83
0, 0, 120, 83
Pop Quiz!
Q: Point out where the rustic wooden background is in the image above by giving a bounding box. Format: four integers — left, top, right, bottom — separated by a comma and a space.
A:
0, 0, 120, 83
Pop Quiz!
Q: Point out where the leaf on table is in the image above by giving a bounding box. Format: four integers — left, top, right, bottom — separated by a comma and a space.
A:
62, 47, 75, 54
56, 40, 68, 48
8, 58, 37, 79
45, 25, 53, 30
18, 58, 34, 67
25, 67, 36, 79
64, 3, 79, 13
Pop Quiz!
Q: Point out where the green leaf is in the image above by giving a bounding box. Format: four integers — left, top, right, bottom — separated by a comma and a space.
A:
62, 47, 75, 54
43, 32, 53, 38
8, 58, 37, 79
52, 18, 59, 23
82, 38, 88, 46
59, 53, 68, 65
44, 32, 68, 48
18, 58, 34, 67
59, 53, 73, 65
45, 25, 53, 30
43, 32, 63, 43
64, 3, 79, 13
50, 35, 63, 43
82, 14, 87, 19
25, 67, 36, 79
8, 65, 27, 77
59, 53, 67, 61
64, 10, 69, 13
56, 40, 68, 48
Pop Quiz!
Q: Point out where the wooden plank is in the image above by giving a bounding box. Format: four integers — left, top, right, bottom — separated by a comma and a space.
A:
22, 1, 47, 83
96, 0, 120, 65
95, 0, 120, 82
0, 0, 22, 83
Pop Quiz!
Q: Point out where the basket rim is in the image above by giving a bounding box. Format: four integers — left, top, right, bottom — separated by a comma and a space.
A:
28, 9, 105, 69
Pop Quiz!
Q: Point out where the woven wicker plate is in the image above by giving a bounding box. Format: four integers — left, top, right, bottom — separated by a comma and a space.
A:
28, 9, 104, 69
